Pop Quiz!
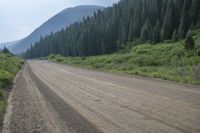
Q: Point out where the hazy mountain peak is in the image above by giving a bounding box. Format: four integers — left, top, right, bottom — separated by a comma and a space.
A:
9, 5, 104, 54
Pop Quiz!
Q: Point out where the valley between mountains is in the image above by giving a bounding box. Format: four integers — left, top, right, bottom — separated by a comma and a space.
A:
3, 60, 200, 133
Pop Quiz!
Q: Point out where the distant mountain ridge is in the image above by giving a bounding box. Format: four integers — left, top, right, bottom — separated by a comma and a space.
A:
8, 5, 104, 54
0, 40, 20, 49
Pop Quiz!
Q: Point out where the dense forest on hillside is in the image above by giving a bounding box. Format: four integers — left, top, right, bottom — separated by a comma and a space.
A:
24, 0, 200, 59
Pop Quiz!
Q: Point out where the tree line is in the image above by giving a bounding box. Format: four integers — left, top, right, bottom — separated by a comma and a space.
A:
24, 0, 200, 59
0, 47, 11, 54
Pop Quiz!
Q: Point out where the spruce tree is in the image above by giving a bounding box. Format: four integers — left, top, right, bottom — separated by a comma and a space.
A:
140, 19, 152, 41
172, 30, 178, 42
152, 19, 161, 43
132, 19, 141, 38
190, 0, 200, 25
2, 47, 10, 54
128, 21, 134, 41
161, 0, 175, 41
141, 1, 147, 23
178, 0, 192, 39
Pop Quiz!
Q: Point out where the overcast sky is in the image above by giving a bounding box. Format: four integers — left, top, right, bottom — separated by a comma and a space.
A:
0, 0, 119, 43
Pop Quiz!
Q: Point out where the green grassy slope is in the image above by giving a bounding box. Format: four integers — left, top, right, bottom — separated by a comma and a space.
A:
0, 53, 23, 127
45, 30, 200, 85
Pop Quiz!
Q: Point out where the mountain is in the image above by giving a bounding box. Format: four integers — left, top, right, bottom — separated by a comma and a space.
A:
0, 41, 20, 49
10, 5, 104, 54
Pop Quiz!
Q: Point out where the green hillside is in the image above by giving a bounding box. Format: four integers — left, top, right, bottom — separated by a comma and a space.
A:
24, 0, 200, 58
46, 29, 200, 85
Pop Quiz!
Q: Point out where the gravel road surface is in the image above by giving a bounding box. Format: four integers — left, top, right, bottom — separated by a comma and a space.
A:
3, 60, 200, 133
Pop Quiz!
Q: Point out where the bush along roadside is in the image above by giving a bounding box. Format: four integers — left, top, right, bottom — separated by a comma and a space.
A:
0, 53, 23, 128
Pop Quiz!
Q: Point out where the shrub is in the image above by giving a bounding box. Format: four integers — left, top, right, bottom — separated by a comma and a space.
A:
48, 54, 56, 59
0, 70, 12, 88
164, 40, 172, 43
131, 55, 159, 66
195, 43, 200, 56
54, 55, 64, 62
56, 58, 63, 62
39, 57, 46, 60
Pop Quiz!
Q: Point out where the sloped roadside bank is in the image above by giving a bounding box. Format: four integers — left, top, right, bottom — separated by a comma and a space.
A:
45, 42, 200, 86
2, 69, 21, 133
41, 29, 200, 86
0, 53, 23, 131
2, 64, 54, 133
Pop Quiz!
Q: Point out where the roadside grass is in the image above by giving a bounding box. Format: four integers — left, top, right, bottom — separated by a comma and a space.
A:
0, 53, 23, 127
44, 30, 200, 85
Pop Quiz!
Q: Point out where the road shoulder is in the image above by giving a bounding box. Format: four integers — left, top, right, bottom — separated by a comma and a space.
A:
2, 64, 70, 133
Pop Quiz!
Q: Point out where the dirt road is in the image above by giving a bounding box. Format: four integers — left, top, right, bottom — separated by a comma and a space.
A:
3, 60, 200, 133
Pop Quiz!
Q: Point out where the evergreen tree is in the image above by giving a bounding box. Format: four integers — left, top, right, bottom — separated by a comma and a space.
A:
2, 47, 11, 54
141, 1, 147, 23
128, 21, 134, 41
190, 0, 200, 25
184, 30, 195, 50
120, 24, 128, 43
161, 0, 175, 41
132, 19, 142, 38
179, 0, 192, 39
172, 30, 178, 42
140, 19, 152, 41
152, 19, 161, 43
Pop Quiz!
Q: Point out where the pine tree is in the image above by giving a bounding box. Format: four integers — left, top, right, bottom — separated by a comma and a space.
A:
190, 0, 200, 25
161, 0, 175, 41
120, 24, 128, 43
141, 1, 147, 23
128, 21, 134, 41
152, 19, 161, 43
132, 19, 142, 38
140, 19, 152, 41
2, 47, 10, 54
172, 30, 178, 42
179, 0, 192, 39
